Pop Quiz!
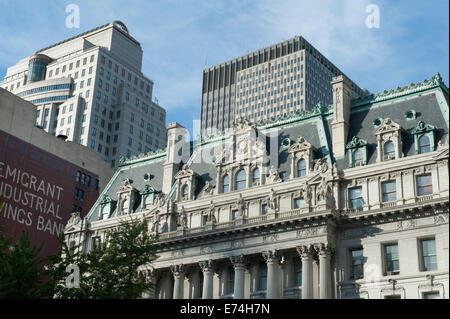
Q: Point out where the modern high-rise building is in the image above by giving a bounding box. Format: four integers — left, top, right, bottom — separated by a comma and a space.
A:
0, 21, 167, 168
200, 35, 367, 134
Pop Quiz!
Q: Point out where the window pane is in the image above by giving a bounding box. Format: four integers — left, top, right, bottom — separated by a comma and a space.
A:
422, 239, 437, 271
236, 170, 246, 190
385, 244, 399, 272
293, 259, 302, 286
259, 264, 267, 291
417, 175, 432, 196
349, 187, 363, 208
295, 198, 305, 208
253, 169, 260, 185
382, 181, 397, 202
384, 141, 395, 159
353, 149, 364, 165
424, 292, 440, 299
297, 159, 306, 177
351, 248, 364, 279
223, 175, 229, 193
419, 135, 431, 154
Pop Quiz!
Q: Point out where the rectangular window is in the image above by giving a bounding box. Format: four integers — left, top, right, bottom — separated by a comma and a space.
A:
261, 204, 268, 215
384, 243, 400, 275
294, 198, 305, 209
92, 237, 101, 250
382, 181, 397, 202
350, 248, 364, 279
417, 174, 432, 196
420, 239, 437, 271
423, 292, 440, 299
349, 187, 363, 208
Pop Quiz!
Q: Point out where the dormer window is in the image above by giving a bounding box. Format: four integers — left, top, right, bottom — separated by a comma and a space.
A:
412, 121, 436, 154
181, 184, 189, 201
122, 199, 129, 214
346, 136, 368, 167
223, 175, 230, 193
374, 118, 403, 163
297, 159, 307, 177
288, 136, 315, 179
383, 141, 395, 161
174, 164, 197, 201
235, 169, 246, 190
418, 135, 431, 154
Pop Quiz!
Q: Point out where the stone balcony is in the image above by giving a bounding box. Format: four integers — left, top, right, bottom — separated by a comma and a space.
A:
157, 195, 448, 243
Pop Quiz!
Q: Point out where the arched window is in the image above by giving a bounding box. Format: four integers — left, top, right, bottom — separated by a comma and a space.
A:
181, 185, 189, 200
297, 159, 307, 177
223, 175, 230, 193
383, 141, 395, 160
122, 199, 129, 214
235, 169, 246, 190
353, 149, 364, 166
418, 135, 431, 154
252, 168, 260, 186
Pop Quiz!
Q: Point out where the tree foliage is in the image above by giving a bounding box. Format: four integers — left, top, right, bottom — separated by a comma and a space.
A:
0, 229, 53, 298
49, 218, 158, 299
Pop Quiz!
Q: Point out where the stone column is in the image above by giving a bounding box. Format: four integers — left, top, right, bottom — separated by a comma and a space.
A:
199, 260, 215, 299
318, 243, 332, 299
262, 250, 280, 299
142, 268, 159, 299
297, 245, 314, 299
170, 265, 185, 299
230, 255, 246, 299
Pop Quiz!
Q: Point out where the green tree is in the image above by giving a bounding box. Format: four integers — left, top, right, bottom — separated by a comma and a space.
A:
49, 218, 158, 299
0, 229, 53, 298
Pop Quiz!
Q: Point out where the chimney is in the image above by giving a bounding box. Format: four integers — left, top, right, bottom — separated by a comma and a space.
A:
162, 122, 188, 194
331, 75, 352, 159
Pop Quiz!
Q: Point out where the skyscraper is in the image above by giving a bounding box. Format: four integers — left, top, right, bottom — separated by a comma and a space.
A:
200, 35, 367, 134
0, 21, 167, 168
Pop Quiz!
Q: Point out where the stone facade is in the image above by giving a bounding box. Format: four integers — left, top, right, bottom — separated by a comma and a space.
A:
64, 73, 449, 299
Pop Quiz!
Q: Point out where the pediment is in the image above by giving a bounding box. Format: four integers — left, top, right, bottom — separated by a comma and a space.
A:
374, 118, 401, 135
117, 178, 136, 193
175, 164, 196, 179
433, 147, 449, 161
288, 136, 314, 153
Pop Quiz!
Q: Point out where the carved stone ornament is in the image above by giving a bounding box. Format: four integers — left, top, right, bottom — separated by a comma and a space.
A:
200, 245, 213, 254
262, 234, 279, 243
118, 178, 134, 193
374, 118, 402, 135
66, 211, 82, 227
316, 177, 332, 202
177, 206, 188, 228
266, 165, 282, 183
199, 260, 215, 273
313, 158, 328, 173
262, 250, 279, 263
201, 181, 215, 196
296, 226, 324, 238
174, 164, 195, 180
396, 219, 416, 230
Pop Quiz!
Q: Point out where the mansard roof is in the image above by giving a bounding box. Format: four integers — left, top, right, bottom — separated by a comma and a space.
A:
85, 73, 449, 222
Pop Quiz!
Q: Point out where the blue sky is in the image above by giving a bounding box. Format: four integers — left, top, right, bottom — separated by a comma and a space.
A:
0, 0, 448, 136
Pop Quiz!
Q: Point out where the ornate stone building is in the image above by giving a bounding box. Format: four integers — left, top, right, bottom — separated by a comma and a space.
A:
64, 73, 449, 299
